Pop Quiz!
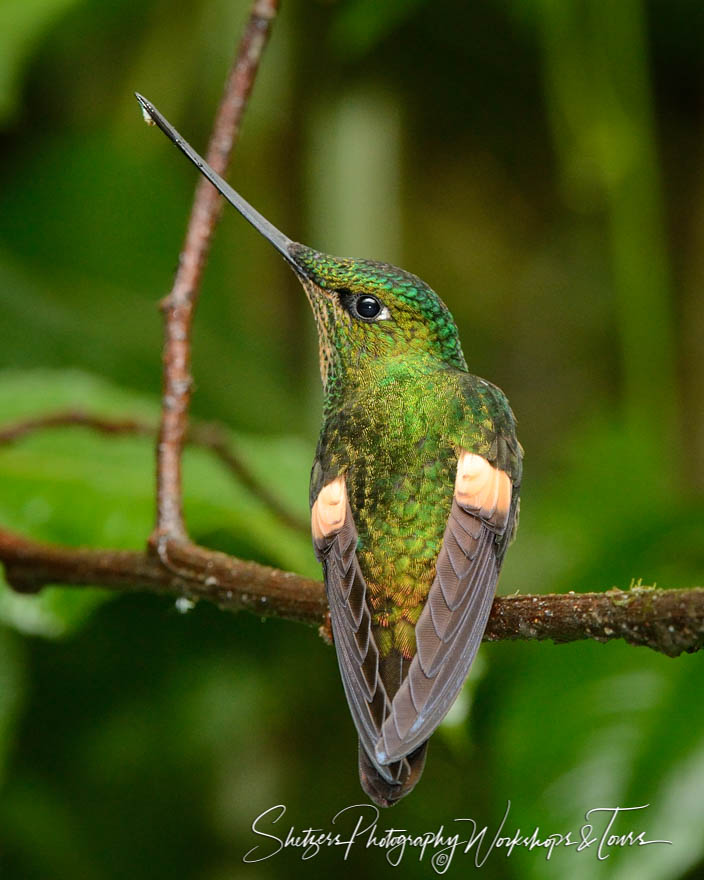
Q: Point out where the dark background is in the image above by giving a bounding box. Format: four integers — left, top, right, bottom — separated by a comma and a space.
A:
1, 0, 703, 877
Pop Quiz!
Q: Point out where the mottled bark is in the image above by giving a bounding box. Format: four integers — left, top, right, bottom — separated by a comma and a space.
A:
1, 527, 702, 656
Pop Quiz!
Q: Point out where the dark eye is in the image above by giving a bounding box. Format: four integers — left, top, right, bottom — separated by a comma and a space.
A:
355, 295, 382, 319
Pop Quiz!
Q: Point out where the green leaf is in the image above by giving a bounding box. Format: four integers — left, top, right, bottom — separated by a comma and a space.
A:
484, 639, 704, 879
0, 368, 317, 637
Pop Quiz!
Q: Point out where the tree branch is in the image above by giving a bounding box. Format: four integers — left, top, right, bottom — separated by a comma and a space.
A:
485, 586, 704, 658
0, 526, 702, 657
0, 528, 325, 627
152, 0, 279, 550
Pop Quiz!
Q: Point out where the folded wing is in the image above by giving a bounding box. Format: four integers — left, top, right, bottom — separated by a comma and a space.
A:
376, 451, 513, 764
312, 477, 409, 787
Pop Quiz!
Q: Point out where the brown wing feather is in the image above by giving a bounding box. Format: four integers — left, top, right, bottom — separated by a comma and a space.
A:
376, 452, 515, 766
314, 489, 420, 789
376, 501, 499, 762
314, 503, 391, 771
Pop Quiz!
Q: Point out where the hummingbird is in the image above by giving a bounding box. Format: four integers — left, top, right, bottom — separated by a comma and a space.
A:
136, 94, 522, 807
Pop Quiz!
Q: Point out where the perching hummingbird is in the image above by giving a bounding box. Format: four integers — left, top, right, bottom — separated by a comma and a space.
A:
136, 94, 522, 807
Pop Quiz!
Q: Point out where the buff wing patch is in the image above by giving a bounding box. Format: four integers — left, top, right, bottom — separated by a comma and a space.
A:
454, 450, 512, 532
311, 475, 347, 540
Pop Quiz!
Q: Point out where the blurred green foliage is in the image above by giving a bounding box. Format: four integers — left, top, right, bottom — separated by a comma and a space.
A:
1, 0, 703, 878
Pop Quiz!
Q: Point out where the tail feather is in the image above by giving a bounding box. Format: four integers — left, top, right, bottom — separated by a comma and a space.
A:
358, 740, 428, 808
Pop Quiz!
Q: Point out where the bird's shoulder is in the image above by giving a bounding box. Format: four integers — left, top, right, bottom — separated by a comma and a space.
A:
448, 369, 522, 486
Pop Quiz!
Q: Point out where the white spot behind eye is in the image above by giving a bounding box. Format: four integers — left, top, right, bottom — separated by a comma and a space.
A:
378, 305, 391, 321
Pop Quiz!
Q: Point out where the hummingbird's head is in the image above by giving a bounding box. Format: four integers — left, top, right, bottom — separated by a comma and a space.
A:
288, 244, 467, 389
135, 94, 467, 393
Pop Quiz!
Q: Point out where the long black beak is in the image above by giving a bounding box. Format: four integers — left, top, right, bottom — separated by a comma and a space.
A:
135, 93, 296, 265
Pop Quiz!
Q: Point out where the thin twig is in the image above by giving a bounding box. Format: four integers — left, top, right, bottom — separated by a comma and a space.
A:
189, 421, 308, 535
0, 412, 146, 442
0, 410, 308, 535
152, 0, 280, 551
1, 526, 702, 656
